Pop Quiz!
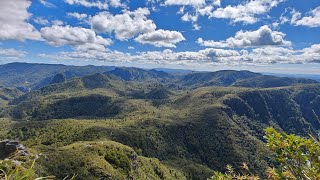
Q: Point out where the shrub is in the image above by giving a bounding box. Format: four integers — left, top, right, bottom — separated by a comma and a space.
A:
208, 127, 320, 179
104, 149, 131, 172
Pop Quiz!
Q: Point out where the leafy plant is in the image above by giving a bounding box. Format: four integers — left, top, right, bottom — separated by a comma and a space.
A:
208, 163, 259, 180
265, 127, 320, 179
208, 127, 320, 180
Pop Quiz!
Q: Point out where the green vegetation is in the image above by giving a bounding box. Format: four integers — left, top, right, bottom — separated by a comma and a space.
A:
35, 141, 186, 179
176, 70, 317, 89
3, 126, 319, 180
178, 70, 261, 88
0, 63, 320, 179
0, 160, 40, 180
108, 67, 174, 82
209, 128, 320, 179
3, 83, 320, 178
233, 75, 318, 88
0, 86, 23, 106
265, 127, 320, 179
208, 164, 259, 180
50, 73, 66, 85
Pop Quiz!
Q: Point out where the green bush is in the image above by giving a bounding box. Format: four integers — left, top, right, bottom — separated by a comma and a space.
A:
208, 127, 320, 179
104, 149, 131, 172
265, 127, 320, 179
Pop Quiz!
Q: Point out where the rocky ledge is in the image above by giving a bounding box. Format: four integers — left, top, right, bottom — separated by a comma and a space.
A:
0, 140, 29, 159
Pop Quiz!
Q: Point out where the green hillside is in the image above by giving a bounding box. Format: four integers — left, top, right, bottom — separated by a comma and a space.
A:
4, 84, 320, 178
1, 63, 320, 179
0, 86, 23, 118
36, 140, 187, 179
107, 67, 174, 82
0, 85, 22, 105
177, 70, 318, 89
233, 75, 318, 88
178, 70, 261, 88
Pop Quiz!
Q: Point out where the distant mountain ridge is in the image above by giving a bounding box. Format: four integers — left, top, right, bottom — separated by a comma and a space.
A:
0, 63, 318, 92
0, 62, 115, 91
264, 72, 320, 82
233, 75, 317, 88
178, 70, 261, 88
176, 70, 318, 89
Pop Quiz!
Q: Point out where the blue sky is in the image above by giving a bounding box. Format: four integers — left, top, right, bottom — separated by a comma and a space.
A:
0, 0, 320, 74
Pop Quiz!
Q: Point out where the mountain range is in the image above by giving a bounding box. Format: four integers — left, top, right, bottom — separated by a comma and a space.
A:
0, 62, 320, 179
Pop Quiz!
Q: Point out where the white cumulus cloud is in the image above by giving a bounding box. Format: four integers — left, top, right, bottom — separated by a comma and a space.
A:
33, 17, 49, 25
37, 43, 320, 67
0, 48, 27, 57
39, 0, 56, 8
208, 0, 286, 24
165, 0, 206, 7
67, 12, 88, 20
64, 0, 108, 9
199, 48, 240, 58
197, 25, 291, 48
0, 0, 41, 41
135, 29, 185, 48
40, 25, 112, 51
291, 6, 320, 27
91, 8, 157, 40
110, 0, 126, 8
64, 0, 127, 9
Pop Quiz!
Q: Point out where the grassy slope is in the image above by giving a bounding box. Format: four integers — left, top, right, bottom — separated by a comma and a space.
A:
34, 140, 186, 180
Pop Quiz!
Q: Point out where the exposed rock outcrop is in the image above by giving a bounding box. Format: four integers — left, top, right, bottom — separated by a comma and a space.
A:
0, 140, 29, 159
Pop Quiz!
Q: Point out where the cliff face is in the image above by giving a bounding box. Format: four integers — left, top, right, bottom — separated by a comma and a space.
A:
223, 85, 320, 136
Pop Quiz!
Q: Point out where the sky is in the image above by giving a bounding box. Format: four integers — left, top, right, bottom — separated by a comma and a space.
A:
0, 0, 320, 74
